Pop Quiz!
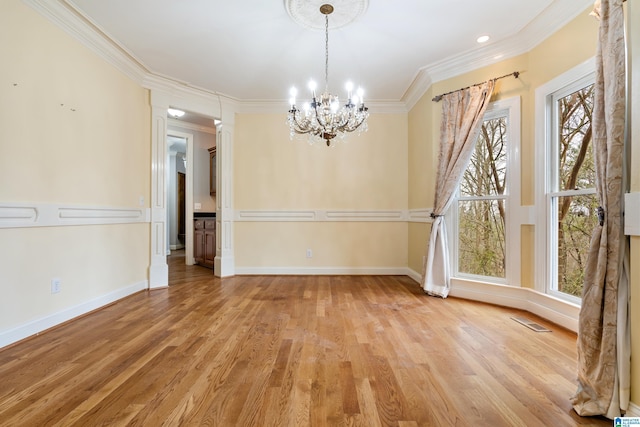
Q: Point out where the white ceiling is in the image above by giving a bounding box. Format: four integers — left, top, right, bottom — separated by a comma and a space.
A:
64, 0, 593, 103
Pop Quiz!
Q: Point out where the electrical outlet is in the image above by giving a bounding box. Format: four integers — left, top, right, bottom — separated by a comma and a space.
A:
194, 202, 202, 210
306, 248, 313, 258
51, 278, 61, 294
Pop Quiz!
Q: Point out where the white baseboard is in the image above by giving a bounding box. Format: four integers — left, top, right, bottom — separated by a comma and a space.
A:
448, 278, 580, 332
149, 263, 169, 289
407, 274, 580, 332
0, 280, 148, 349
627, 402, 640, 417
234, 266, 410, 276
407, 268, 422, 284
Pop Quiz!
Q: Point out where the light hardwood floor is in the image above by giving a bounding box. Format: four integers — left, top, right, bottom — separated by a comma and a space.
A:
0, 251, 610, 426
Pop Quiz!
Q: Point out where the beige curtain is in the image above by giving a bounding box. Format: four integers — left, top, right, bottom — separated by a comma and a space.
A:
421, 81, 494, 297
571, 0, 629, 419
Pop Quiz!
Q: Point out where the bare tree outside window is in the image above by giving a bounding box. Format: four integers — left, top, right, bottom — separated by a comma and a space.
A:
553, 84, 597, 297
458, 116, 507, 278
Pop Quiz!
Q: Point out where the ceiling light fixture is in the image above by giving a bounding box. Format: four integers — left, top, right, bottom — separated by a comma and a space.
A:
287, 4, 368, 147
476, 35, 490, 43
167, 108, 185, 118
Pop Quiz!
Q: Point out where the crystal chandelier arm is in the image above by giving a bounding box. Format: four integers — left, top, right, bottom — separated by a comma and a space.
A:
289, 110, 314, 135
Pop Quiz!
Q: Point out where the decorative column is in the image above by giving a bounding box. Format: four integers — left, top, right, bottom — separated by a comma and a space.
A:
149, 102, 169, 288
215, 107, 235, 277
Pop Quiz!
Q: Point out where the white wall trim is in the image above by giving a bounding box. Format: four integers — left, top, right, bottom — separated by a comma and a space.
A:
167, 118, 217, 135
405, 272, 581, 332
0, 202, 150, 229
0, 280, 148, 349
624, 192, 640, 236
234, 208, 436, 223
235, 267, 410, 276
448, 278, 580, 332
626, 402, 640, 417
234, 209, 415, 222
407, 268, 422, 284
408, 208, 433, 223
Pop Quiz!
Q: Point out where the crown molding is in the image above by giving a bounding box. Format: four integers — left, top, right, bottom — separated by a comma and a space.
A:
142, 73, 238, 107
402, 0, 593, 108
28, 0, 592, 114
402, 68, 433, 111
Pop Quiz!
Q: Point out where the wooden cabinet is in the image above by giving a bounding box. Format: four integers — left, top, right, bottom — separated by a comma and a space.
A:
208, 146, 216, 196
194, 219, 215, 269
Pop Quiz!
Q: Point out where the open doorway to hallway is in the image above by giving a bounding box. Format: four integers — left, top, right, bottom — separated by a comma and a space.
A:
166, 112, 217, 273
167, 133, 192, 262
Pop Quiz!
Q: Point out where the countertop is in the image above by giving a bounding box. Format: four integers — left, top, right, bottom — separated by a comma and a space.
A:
194, 212, 216, 218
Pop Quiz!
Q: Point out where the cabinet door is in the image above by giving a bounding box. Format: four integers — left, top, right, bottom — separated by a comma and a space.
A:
204, 229, 215, 267
194, 229, 205, 264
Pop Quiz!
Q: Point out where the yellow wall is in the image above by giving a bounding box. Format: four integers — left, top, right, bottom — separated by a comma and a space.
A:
234, 113, 408, 269
0, 1, 150, 332
407, 7, 598, 287
407, 86, 436, 274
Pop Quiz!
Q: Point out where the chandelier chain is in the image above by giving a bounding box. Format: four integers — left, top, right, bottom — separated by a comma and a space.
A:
324, 15, 329, 93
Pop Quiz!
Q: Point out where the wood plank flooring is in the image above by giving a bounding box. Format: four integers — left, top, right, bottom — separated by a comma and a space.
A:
0, 251, 611, 426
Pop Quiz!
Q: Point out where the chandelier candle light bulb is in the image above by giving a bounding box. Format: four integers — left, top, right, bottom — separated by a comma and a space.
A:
287, 4, 369, 146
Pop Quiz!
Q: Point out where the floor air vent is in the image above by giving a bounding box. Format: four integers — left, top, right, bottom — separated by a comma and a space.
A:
511, 316, 552, 332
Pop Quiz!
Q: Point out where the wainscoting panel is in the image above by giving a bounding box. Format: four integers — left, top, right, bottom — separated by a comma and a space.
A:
0, 203, 150, 229
234, 209, 434, 223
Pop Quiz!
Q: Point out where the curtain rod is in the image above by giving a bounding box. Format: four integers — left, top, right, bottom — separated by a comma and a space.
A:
431, 71, 520, 102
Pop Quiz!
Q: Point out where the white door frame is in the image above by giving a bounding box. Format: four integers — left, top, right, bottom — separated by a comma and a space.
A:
148, 81, 235, 288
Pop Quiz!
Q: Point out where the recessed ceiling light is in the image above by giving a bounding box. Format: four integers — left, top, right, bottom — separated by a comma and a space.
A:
167, 108, 185, 118
477, 35, 490, 44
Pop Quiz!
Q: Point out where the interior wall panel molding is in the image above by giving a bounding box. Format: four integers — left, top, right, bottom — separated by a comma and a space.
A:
0, 202, 150, 229
625, 192, 640, 236
234, 208, 434, 223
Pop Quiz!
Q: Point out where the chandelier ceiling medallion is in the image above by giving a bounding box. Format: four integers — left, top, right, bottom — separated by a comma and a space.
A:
287, 2, 369, 147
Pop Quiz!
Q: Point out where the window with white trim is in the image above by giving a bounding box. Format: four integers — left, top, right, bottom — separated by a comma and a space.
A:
449, 97, 521, 286
535, 60, 596, 303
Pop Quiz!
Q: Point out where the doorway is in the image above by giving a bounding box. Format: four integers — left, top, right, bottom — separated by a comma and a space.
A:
167, 131, 194, 265
177, 171, 186, 246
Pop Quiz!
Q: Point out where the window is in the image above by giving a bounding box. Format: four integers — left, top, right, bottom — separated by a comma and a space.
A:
550, 80, 596, 299
450, 97, 521, 286
535, 60, 596, 303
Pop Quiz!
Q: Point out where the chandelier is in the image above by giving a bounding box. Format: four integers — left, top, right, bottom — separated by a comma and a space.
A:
287, 4, 369, 147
